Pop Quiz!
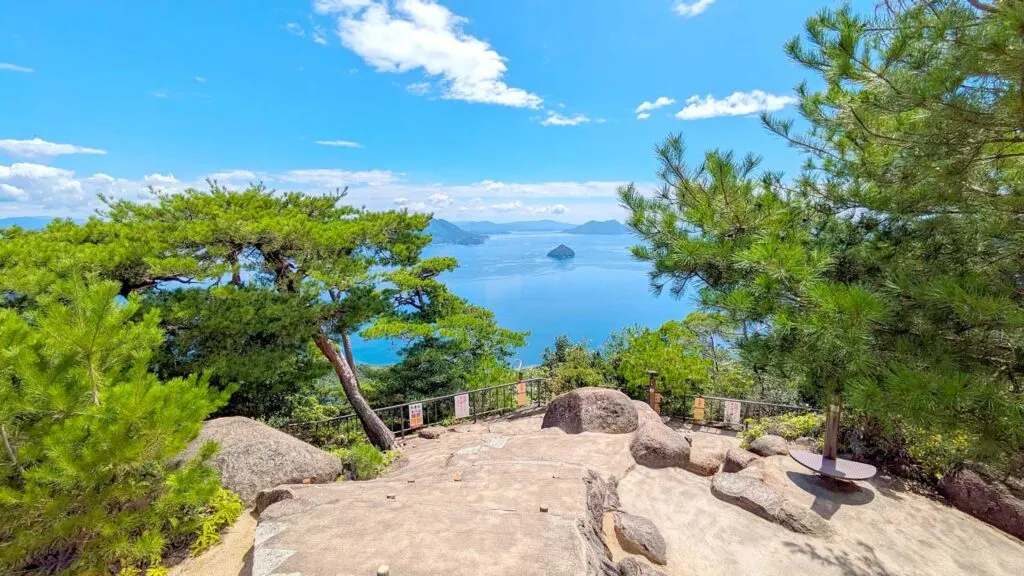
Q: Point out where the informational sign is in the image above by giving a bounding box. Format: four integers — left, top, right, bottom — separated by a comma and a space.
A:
724, 400, 742, 426
692, 397, 705, 420
408, 402, 423, 429
516, 381, 528, 407
454, 393, 470, 419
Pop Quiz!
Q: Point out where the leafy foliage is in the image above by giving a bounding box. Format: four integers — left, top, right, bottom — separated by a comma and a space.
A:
738, 413, 825, 447
539, 335, 612, 395
189, 488, 244, 557
0, 281, 229, 574
330, 442, 402, 480
621, 0, 1024, 475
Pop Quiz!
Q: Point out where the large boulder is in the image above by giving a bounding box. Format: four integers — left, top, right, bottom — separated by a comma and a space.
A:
710, 472, 830, 537
617, 557, 667, 576
630, 401, 690, 469
722, 448, 761, 473
748, 434, 790, 457
685, 448, 726, 476
542, 387, 638, 434
612, 511, 667, 566
939, 465, 1024, 540
178, 416, 344, 505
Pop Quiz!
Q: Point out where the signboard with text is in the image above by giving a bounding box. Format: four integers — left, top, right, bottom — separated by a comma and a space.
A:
516, 382, 528, 407
454, 394, 470, 419
408, 402, 423, 429
724, 400, 742, 426
692, 397, 705, 420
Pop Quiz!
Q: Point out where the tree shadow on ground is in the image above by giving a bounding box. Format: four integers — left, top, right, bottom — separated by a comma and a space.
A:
783, 540, 896, 576
505, 406, 547, 421
786, 471, 875, 520
664, 419, 740, 438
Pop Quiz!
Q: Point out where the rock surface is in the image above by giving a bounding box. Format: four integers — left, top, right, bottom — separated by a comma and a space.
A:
630, 402, 690, 469
748, 434, 790, 457
418, 427, 444, 439
542, 387, 639, 434
722, 448, 761, 473
939, 465, 1024, 540
613, 511, 668, 565
616, 557, 667, 576
178, 416, 344, 504
791, 437, 820, 453
685, 448, 726, 476
710, 471, 830, 537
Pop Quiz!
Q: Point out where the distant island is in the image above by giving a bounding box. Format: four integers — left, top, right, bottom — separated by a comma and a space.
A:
547, 244, 575, 260
454, 220, 573, 234
563, 220, 631, 235
425, 219, 488, 245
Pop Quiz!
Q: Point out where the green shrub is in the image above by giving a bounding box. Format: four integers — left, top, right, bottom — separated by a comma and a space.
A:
739, 412, 824, 447
0, 281, 231, 574
331, 441, 402, 480
190, 488, 244, 556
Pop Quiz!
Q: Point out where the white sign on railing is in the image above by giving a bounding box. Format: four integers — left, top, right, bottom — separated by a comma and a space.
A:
454, 393, 470, 419
408, 402, 423, 429
724, 400, 742, 426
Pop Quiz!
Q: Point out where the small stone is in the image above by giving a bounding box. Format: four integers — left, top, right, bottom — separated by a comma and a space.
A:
419, 427, 444, 439
453, 474, 462, 482
748, 434, 790, 457
617, 557, 668, 576
386, 494, 396, 500
612, 511, 668, 566
407, 479, 416, 483
540, 505, 549, 513
377, 565, 391, 576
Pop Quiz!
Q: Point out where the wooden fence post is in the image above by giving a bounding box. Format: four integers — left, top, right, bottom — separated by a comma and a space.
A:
647, 370, 660, 415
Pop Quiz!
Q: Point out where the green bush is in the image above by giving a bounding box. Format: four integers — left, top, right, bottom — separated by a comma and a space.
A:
0, 281, 231, 574
189, 488, 244, 556
331, 441, 402, 480
739, 412, 824, 447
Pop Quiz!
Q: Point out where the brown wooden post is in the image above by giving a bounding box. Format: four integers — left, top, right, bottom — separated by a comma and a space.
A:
823, 404, 840, 460
647, 371, 660, 415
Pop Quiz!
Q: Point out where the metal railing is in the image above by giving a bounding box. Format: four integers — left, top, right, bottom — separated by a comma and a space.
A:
283, 377, 551, 447
661, 393, 815, 429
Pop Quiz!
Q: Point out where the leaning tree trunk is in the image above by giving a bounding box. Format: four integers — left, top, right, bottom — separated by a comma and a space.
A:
314, 333, 397, 451
341, 331, 357, 373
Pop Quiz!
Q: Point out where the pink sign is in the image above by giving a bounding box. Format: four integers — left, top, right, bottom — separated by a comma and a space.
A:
454, 393, 470, 419
408, 402, 423, 429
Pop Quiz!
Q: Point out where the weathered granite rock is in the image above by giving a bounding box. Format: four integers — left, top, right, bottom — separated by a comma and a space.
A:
722, 448, 761, 473
710, 472, 830, 537
542, 387, 639, 434
418, 427, 444, 439
939, 465, 1024, 540
617, 557, 668, 576
177, 416, 344, 504
748, 434, 790, 457
685, 448, 726, 476
630, 403, 690, 469
612, 511, 668, 566
791, 437, 821, 454
583, 470, 621, 576
254, 486, 295, 515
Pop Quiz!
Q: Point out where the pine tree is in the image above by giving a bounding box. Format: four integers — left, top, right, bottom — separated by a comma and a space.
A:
622, 0, 1024, 472
0, 280, 228, 574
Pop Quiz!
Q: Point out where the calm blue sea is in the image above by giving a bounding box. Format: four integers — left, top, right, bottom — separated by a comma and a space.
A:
349, 233, 697, 365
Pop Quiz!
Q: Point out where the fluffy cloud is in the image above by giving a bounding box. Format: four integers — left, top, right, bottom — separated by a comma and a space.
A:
285, 22, 305, 36
0, 63, 33, 73
316, 140, 364, 148
675, 90, 796, 120
329, 0, 541, 108
312, 25, 329, 45
0, 138, 107, 158
277, 168, 398, 188
406, 82, 432, 95
194, 76, 207, 83
427, 192, 452, 206
636, 112, 651, 120
635, 97, 675, 114
673, 0, 715, 18
540, 112, 591, 127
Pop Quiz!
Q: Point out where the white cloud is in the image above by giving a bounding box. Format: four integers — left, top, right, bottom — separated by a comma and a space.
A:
0, 138, 107, 158
312, 25, 329, 45
331, 0, 542, 108
1, 183, 28, 200
674, 0, 715, 18
636, 112, 651, 120
194, 76, 207, 83
427, 192, 452, 206
406, 81, 432, 95
286, 22, 305, 36
675, 90, 797, 120
316, 140, 364, 148
0, 63, 33, 73
152, 90, 169, 99
314, 0, 373, 14
635, 97, 675, 114
540, 111, 590, 127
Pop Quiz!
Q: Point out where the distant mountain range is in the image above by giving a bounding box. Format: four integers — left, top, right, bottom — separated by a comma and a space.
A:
563, 220, 631, 235
425, 219, 489, 245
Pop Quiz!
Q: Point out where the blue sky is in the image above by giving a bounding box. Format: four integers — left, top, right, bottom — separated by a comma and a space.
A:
1, 1, 860, 222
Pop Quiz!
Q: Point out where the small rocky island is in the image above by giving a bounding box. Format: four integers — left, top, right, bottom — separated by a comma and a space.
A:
547, 244, 575, 260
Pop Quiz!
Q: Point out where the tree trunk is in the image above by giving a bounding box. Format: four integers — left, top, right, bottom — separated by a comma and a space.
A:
341, 331, 357, 374
823, 403, 841, 460
314, 333, 397, 451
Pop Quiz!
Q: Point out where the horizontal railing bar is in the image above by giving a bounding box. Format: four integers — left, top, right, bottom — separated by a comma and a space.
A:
680, 394, 814, 412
